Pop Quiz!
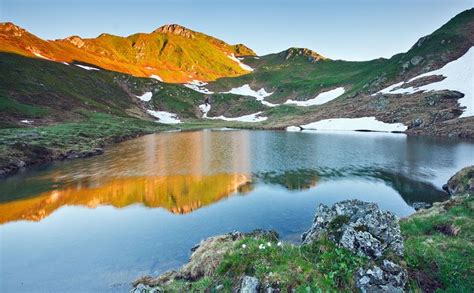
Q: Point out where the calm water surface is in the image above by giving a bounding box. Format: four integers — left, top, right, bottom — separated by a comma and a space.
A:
1, 130, 473, 292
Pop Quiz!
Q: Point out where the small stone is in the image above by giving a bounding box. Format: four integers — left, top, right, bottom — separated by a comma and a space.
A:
240, 276, 260, 293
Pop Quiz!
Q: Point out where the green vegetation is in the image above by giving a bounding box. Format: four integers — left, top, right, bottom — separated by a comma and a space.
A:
0, 112, 173, 171
159, 235, 367, 292
401, 195, 473, 292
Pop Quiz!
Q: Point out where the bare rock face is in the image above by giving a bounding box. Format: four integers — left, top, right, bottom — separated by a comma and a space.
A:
443, 165, 474, 196
154, 24, 195, 39
301, 199, 404, 259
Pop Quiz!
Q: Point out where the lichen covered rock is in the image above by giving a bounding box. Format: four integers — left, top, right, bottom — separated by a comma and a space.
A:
301, 199, 404, 259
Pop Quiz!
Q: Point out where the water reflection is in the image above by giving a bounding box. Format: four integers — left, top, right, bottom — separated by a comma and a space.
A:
0, 174, 251, 224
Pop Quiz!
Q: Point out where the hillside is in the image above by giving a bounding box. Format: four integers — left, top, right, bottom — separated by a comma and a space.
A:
0, 23, 255, 82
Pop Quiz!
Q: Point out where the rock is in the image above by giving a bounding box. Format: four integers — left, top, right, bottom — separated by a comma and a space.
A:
443, 166, 474, 196
215, 284, 224, 291
301, 199, 404, 259
410, 56, 423, 66
240, 276, 260, 293
131, 283, 162, 293
356, 260, 407, 292
411, 118, 424, 128
412, 202, 432, 210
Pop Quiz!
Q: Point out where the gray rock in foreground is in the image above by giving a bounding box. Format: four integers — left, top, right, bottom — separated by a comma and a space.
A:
240, 276, 260, 293
301, 199, 404, 259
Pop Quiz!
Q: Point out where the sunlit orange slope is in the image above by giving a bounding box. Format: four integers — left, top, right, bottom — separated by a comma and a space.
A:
0, 22, 256, 83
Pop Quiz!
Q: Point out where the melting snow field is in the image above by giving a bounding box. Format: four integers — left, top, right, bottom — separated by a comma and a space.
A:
199, 103, 211, 118
207, 111, 267, 123
375, 47, 474, 117
75, 64, 100, 71
184, 80, 214, 94
227, 54, 254, 71
33, 52, 53, 61
136, 92, 152, 102
285, 87, 345, 106
301, 117, 407, 132
150, 74, 163, 82
223, 84, 278, 107
147, 110, 181, 124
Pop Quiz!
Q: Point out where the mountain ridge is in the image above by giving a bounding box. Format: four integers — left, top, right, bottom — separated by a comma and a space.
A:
0, 22, 256, 82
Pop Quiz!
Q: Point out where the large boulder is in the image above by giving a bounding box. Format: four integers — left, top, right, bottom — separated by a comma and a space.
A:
301, 199, 404, 259
443, 166, 474, 196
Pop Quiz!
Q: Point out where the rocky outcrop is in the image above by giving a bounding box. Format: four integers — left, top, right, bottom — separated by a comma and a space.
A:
442, 165, 474, 196
302, 199, 404, 258
356, 260, 407, 293
302, 200, 407, 292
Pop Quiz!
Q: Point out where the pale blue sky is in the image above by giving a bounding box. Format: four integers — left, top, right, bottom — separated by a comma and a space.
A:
1, 0, 472, 60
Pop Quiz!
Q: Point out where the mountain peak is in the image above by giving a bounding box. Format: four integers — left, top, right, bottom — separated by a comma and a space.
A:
282, 47, 326, 62
153, 24, 195, 38
0, 22, 27, 37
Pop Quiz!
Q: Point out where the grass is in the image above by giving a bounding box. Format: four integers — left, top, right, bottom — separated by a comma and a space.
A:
157, 235, 368, 292
401, 195, 474, 292
0, 112, 173, 169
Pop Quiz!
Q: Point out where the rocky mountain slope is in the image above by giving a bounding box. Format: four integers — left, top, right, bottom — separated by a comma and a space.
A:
0, 23, 255, 82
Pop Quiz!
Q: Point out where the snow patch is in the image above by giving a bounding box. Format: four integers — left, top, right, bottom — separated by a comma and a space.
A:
33, 52, 53, 61
75, 64, 100, 71
286, 126, 302, 131
61, 62, 69, 66
375, 47, 474, 117
224, 84, 278, 107
285, 87, 345, 106
227, 53, 254, 71
184, 80, 214, 94
150, 74, 163, 82
301, 117, 407, 132
136, 92, 153, 102
20, 119, 33, 124
147, 110, 181, 124
207, 111, 267, 123
199, 103, 211, 118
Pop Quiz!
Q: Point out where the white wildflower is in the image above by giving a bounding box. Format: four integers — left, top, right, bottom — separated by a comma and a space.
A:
267, 242, 272, 247
277, 241, 282, 247
241, 244, 247, 249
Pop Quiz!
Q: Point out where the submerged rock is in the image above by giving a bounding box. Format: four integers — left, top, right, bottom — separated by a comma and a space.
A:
240, 276, 260, 293
301, 199, 404, 259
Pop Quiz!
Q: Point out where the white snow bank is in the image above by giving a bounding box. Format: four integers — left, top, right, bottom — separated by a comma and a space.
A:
227, 53, 254, 71
20, 119, 33, 124
207, 111, 267, 123
225, 84, 272, 98
61, 62, 69, 66
375, 47, 474, 117
286, 126, 302, 131
150, 74, 163, 81
75, 64, 100, 71
33, 52, 52, 61
199, 103, 211, 118
136, 92, 152, 102
184, 80, 214, 94
224, 84, 278, 107
147, 110, 181, 124
301, 117, 407, 132
285, 87, 345, 106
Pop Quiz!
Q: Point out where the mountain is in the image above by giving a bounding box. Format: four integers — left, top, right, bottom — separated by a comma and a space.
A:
0, 23, 255, 82
0, 9, 473, 177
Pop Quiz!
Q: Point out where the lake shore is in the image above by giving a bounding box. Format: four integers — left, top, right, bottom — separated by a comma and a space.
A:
132, 167, 473, 292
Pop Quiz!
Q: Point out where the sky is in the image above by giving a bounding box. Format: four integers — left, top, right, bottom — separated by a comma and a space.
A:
1, 0, 472, 60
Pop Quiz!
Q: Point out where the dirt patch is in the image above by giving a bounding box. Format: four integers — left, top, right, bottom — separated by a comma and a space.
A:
435, 224, 460, 236
409, 268, 443, 293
